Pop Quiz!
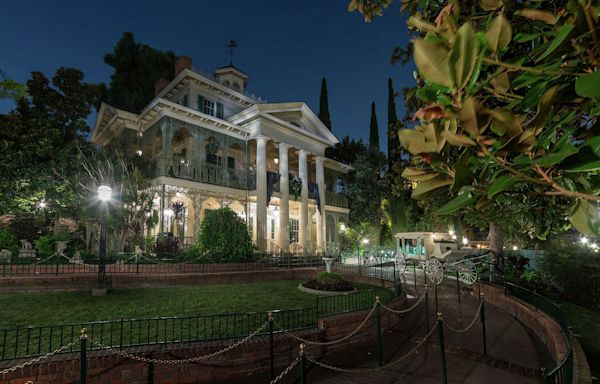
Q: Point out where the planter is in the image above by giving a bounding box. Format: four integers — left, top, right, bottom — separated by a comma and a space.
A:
297, 283, 358, 296
55, 241, 68, 255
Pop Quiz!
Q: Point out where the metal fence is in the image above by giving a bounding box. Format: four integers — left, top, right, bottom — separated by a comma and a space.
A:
503, 283, 573, 384
0, 272, 401, 361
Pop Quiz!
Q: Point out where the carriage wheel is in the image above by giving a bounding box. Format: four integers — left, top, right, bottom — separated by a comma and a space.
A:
458, 261, 478, 285
425, 258, 444, 285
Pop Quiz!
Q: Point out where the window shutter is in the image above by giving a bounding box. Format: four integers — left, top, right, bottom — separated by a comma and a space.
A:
182, 94, 188, 107
216, 102, 224, 119
197, 95, 205, 112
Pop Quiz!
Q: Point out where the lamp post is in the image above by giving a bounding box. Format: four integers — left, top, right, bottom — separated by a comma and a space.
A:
97, 184, 112, 287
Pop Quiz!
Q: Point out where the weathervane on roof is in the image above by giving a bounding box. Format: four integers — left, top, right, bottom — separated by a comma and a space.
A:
227, 40, 238, 66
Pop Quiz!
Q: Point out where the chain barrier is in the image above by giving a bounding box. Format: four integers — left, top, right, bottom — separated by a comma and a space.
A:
0, 339, 78, 375
273, 304, 377, 346
90, 321, 268, 364
445, 300, 483, 333
268, 357, 300, 384
379, 288, 428, 315
305, 325, 437, 374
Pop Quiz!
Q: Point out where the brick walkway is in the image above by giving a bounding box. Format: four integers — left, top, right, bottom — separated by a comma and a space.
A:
256, 270, 555, 384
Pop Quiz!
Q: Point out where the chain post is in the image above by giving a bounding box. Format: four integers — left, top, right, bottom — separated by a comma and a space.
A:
375, 296, 382, 367
424, 285, 430, 332
268, 311, 275, 380
136, 254, 140, 274
480, 295, 487, 355
413, 262, 417, 293
541, 367, 547, 384
455, 269, 461, 304
478, 277, 481, 300
299, 343, 307, 384
436, 313, 448, 384
435, 284, 439, 315
80, 328, 88, 384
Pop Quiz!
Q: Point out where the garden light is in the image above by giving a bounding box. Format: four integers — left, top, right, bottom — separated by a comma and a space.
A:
451, 234, 457, 240
38, 200, 47, 209
449, 229, 455, 236
97, 184, 112, 202
362, 238, 369, 245
339, 223, 346, 232
580, 236, 588, 244
462, 237, 468, 245
512, 245, 518, 251
136, 149, 142, 156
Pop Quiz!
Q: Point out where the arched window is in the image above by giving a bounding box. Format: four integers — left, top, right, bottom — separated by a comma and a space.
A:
204, 136, 222, 165
326, 215, 336, 243
171, 127, 194, 165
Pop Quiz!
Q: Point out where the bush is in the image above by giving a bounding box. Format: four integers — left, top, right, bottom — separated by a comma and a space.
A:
9, 214, 48, 241
304, 271, 354, 292
197, 207, 254, 262
0, 228, 19, 255
34, 235, 55, 259
316, 271, 344, 284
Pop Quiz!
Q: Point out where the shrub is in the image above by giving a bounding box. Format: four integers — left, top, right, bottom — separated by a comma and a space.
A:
34, 235, 55, 259
197, 207, 254, 262
316, 271, 344, 285
304, 271, 353, 292
9, 214, 48, 241
0, 228, 19, 255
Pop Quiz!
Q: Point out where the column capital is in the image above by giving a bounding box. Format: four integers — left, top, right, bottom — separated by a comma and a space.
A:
277, 142, 291, 150
296, 149, 309, 157
315, 156, 325, 164
255, 135, 269, 144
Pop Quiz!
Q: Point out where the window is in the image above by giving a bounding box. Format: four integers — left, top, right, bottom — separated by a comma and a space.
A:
223, 80, 230, 87
233, 82, 240, 90
203, 98, 215, 116
176, 94, 188, 107
197, 95, 224, 118
227, 156, 235, 169
288, 219, 299, 243
270, 218, 275, 240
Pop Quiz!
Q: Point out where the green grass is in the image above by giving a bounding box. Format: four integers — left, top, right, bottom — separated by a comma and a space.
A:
558, 301, 600, 377
0, 280, 378, 328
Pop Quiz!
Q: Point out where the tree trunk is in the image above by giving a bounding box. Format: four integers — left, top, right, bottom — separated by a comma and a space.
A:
489, 222, 503, 260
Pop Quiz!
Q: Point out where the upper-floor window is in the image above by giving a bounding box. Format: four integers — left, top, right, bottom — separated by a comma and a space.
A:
177, 94, 188, 107
197, 95, 224, 119
223, 80, 230, 87
233, 82, 240, 90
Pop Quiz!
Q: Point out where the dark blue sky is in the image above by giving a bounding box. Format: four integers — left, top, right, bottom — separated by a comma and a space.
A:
1, 0, 414, 150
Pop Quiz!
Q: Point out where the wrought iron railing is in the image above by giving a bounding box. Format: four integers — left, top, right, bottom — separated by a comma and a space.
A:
325, 191, 349, 208
160, 160, 256, 190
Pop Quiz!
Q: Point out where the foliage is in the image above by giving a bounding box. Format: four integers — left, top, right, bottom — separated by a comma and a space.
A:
318, 77, 332, 130
0, 228, 19, 255
326, 135, 369, 165
0, 67, 100, 217
387, 78, 400, 170
539, 239, 600, 311
34, 235, 55, 259
153, 235, 182, 258
316, 271, 344, 284
338, 222, 379, 251
101, 32, 177, 113
351, 0, 600, 238
8, 214, 49, 242
369, 102, 380, 152
196, 207, 254, 262
0, 70, 27, 100
346, 150, 387, 226
305, 271, 354, 291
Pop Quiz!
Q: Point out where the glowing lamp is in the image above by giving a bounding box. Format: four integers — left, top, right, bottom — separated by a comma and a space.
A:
97, 185, 112, 202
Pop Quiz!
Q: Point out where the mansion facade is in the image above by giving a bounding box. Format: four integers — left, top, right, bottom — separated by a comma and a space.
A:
92, 57, 350, 253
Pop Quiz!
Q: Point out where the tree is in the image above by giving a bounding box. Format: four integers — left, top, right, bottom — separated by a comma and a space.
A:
351, 0, 600, 239
0, 70, 27, 100
387, 78, 399, 170
369, 102, 379, 153
0, 68, 100, 222
326, 135, 368, 165
318, 77, 332, 131
346, 150, 387, 227
101, 32, 177, 113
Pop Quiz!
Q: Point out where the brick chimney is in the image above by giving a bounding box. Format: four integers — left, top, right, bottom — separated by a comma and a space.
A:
154, 78, 170, 96
174, 56, 192, 77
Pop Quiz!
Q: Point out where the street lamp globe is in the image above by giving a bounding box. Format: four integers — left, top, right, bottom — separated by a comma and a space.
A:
362, 238, 369, 245
339, 223, 346, 232
98, 184, 112, 202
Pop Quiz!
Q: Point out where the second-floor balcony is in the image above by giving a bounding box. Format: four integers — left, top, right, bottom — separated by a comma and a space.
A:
158, 160, 256, 190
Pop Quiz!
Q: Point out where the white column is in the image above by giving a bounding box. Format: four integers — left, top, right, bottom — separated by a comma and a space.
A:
298, 150, 309, 250
256, 136, 268, 252
278, 143, 290, 250
315, 156, 326, 249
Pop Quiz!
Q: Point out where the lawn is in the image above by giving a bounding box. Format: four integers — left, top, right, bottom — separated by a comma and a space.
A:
0, 280, 379, 328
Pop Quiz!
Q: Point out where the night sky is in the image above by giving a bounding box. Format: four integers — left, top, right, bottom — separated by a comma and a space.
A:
1, 0, 414, 150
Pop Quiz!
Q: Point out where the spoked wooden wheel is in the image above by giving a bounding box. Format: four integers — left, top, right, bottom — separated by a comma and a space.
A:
425, 258, 444, 285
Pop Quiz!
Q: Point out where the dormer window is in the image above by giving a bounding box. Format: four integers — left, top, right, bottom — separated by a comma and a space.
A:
233, 82, 240, 90
197, 95, 224, 119
223, 80, 230, 87
177, 94, 188, 107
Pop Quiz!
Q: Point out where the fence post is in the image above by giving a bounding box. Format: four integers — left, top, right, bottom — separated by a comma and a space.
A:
455, 269, 461, 304
268, 311, 275, 380
436, 314, 448, 384
119, 316, 124, 350
480, 295, 487, 355
413, 263, 417, 293
435, 284, 439, 315
136, 255, 139, 274
80, 328, 88, 384
424, 285, 430, 332
299, 343, 307, 384
375, 296, 382, 367
56, 255, 59, 276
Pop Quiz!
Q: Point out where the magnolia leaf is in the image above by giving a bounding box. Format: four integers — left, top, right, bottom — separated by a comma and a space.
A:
442, 131, 476, 146
459, 97, 484, 136
451, 163, 474, 192
449, 22, 479, 90
398, 124, 440, 155
407, 15, 439, 34
517, 9, 557, 25
535, 23, 574, 63
437, 187, 476, 215
413, 39, 452, 88
413, 104, 445, 121
527, 85, 560, 132
533, 144, 578, 166
588, 136, 600, 157
490, 109, 521, 137
485, 14, 512, 53
487, 175, 519, 198
480, 0, 503, 11
411, 178, 453, 199
564, 146, 600, 172
575, 71, 600, 105
569, 200, 600, 237
401, 168, 439, 181
490, 72, 510, 92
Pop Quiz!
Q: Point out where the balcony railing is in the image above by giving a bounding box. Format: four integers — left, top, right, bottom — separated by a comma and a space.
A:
159, 160, 256, 190
325, 190, 349, 208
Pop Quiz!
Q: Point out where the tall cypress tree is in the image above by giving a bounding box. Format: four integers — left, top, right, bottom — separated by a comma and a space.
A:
387, 78, 399, 170
318, 77, 332, 131
369, 102, 379, 153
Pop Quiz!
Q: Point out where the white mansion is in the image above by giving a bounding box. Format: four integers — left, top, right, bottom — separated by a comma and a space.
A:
92, 57, 350, 253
